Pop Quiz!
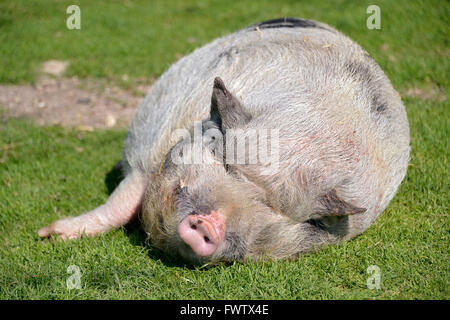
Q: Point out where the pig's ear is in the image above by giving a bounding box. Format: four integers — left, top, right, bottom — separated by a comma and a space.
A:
210, 77, 252, 130
316, 189, 366, 217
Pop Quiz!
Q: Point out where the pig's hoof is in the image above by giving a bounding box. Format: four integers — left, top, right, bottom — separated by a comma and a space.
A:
38, 218, 83, 240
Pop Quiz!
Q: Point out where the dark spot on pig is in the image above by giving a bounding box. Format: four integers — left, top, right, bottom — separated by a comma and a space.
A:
370, 89, 387, 113
371, 93, 388, 113
345, 61, 372, 84
178, 189, 214, 217
218, 46, 239, 61
376, 104, 387, 113
196, 203, 214, 215
253, 220, 294, 248
221, 232, 247, 260
344, 61, 389, 114
208, 46, 239, 70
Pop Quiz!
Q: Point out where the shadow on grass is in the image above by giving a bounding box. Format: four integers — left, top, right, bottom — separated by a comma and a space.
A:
104, 163, 211, 269
105, 160, 124, 195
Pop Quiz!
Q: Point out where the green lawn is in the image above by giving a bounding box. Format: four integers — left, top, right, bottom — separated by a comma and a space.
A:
0, 0, 448, 299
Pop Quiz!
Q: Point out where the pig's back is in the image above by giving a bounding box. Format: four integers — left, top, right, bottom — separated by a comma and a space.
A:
124, 18, 409, 235
125, 18, 351, 172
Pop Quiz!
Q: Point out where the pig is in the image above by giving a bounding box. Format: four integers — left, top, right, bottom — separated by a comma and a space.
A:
38, 18, 410, 264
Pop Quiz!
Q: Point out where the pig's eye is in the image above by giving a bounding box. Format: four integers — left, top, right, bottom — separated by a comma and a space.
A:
173, 185, 187, 196
172, 185, 180, 195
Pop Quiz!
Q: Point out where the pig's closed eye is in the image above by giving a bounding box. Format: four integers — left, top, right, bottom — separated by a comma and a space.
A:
172, 185, 181, 195
173, 185, 188, 196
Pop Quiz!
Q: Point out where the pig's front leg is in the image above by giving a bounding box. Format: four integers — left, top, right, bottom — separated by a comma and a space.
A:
38, 171, 147, 239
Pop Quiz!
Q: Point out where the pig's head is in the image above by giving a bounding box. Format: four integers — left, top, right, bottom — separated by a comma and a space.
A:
141, 78, 272, 264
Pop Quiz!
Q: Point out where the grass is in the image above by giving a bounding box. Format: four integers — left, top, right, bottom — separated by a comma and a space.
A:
0, 0, 448, 299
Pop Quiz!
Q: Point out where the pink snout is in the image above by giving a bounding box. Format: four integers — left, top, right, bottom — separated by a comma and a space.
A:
177, 211, 225, 257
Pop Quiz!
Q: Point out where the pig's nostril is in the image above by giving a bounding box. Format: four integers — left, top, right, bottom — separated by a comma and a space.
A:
190, 224, 197, 230
204, 236, 210, 243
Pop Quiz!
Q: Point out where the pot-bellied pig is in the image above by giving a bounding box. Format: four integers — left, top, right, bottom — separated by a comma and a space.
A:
39, 18, 410, 263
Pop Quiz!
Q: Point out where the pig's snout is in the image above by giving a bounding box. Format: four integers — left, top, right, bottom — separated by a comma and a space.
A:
177, 212, 225, 257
